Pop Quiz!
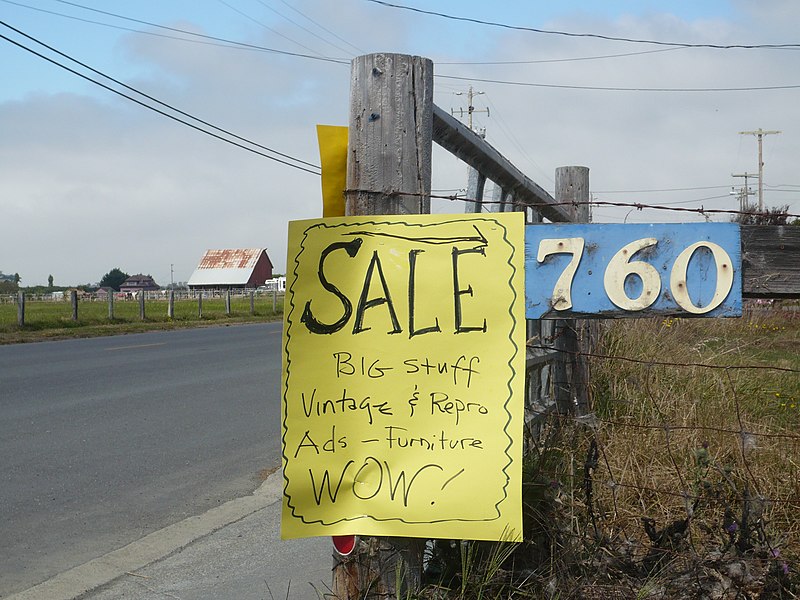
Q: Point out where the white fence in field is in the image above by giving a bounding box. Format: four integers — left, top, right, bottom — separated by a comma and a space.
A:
4, 288, 286, 325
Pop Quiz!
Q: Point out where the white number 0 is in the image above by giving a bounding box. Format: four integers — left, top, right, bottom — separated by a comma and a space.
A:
670, 242, 734, 314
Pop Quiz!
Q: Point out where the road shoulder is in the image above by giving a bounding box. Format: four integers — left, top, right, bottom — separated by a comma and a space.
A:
8, 470, 328, 600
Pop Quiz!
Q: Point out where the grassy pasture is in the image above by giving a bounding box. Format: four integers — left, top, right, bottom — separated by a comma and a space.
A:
0, 295, 284, 343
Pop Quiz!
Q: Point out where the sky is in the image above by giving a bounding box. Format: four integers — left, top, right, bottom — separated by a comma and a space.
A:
1, 0, 798, 287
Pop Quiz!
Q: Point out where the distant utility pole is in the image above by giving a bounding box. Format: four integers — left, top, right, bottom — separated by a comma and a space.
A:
739, 128, 781, 211
731, 172, 756, 212
452, 86, 488, 136
170, 263, 174, 287
452, 87, 490, 212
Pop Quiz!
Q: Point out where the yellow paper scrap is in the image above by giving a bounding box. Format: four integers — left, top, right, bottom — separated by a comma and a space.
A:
316, 124, 348, 217
281, 213, 525, 541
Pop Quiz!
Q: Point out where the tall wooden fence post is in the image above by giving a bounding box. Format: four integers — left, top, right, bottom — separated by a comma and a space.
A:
225, 290, 231, 315
272, 288, 277, 313
139, 291, 146, 321
71, 290, 78, 321
108, 291, 114, 320
249, 290, 255, 315
332, 52, 433, 600
17, 291, 25, 326
553, 166, 591, 415
168, 290, 175, 319
198, 292, 203, 318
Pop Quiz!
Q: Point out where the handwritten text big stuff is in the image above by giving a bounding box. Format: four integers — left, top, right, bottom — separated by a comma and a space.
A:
281, 214, 525, 541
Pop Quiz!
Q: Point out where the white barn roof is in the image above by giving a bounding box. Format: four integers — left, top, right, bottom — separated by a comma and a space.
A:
187, 249, 267, 286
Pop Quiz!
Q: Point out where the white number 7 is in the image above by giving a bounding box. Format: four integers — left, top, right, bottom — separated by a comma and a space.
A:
537, 238, 585, 310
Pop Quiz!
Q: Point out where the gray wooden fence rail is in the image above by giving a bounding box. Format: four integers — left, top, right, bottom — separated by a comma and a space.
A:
436, 100, 592, 426
9, 289, 285, 325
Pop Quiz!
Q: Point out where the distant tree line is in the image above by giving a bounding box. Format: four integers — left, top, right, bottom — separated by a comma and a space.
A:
0, 272, 20, 294
2, 267, 134, 295
99, 268, 130, 291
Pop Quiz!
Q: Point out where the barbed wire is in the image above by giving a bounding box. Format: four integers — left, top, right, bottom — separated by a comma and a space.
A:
345, 188, 800, 219
528, 406, 800, 442
527, 343, 800, 374
523, 463, 800, 508
522, 313, 800, 543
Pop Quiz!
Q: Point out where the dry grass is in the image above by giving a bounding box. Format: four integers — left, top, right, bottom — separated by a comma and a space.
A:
590, 310, 800, 541
563, 307, 800, 598
418, 306, 799, 598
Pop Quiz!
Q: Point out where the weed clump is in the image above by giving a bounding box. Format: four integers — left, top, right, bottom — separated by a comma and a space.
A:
418, 309, 798, 599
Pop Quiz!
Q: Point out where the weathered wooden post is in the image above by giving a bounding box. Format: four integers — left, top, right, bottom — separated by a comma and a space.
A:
272, 288, 277, 313
168, 290, 175, 319
17, 291, 25, 326
553, 166, 591, 415
70, 290, 78, 321
225, 290, 231, 315
108, 291, 114, 320
332, 52, 433, 600
249, 290, 255, 315
198, 292, 203, 318
139, 291, 146, 321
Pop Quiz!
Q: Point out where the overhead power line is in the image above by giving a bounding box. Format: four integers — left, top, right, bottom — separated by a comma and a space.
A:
0, 22, 321, 175
276, 0, 365, 55
2, 0, 349, 64
2, 0, 705, 69
438, 47, 684, 65
365, 0, 800, 49
594, 185, 731, 193
436, 73, 800, 93
215, 0, 325, 57
254, 0, 359, 58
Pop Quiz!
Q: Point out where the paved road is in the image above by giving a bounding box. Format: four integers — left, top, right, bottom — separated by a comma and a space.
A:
0, 323, 282, 596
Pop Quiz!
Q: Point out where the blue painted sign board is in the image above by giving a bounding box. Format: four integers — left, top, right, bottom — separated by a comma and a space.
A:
525, 223, 741, 319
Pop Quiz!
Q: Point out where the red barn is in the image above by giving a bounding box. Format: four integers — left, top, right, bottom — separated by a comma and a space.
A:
187, 249, 273, 291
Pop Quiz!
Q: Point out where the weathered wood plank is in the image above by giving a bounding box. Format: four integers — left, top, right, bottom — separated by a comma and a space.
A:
526, 348, 561, 369
742, 225, 800, 298
432, 105, 572, 223
334, 52, 432, 600
17, 291, 24, 326
346, 53, 433, 216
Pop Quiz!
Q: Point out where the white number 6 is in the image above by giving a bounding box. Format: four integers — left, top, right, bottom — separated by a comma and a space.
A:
603, 238, 661, 311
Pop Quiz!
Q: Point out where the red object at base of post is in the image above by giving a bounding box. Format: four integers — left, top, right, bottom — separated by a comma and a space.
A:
333, 535, 357, 556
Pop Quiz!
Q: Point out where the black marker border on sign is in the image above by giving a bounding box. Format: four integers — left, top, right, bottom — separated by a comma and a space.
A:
282, 216, 521, 527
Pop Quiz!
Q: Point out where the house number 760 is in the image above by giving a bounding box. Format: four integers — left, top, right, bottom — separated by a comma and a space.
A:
537, 237, 735, 314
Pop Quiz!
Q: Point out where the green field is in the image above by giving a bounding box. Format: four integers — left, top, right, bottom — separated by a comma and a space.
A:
0, 295, 284, 344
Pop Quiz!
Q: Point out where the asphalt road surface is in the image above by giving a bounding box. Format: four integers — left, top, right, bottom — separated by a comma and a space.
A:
0, 322, 282, 596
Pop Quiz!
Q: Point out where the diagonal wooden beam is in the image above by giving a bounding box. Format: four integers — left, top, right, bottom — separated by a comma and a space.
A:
432, 105, 572, 223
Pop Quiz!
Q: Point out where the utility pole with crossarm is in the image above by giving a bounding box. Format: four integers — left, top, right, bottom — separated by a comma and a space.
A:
739, 128, 781, 212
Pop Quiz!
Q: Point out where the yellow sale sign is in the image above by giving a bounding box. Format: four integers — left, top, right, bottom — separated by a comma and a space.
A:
281, 213, 525, 541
